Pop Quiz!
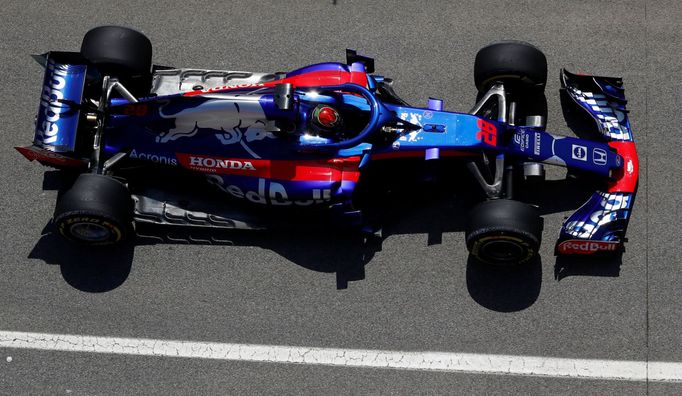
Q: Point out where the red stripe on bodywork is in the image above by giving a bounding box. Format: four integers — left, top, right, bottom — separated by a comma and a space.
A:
349, 71, 368, 87
607, 141, 638, 193
176, 153, 361, 182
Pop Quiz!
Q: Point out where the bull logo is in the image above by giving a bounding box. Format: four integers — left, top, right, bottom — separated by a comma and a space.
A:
156, 97, 274, 158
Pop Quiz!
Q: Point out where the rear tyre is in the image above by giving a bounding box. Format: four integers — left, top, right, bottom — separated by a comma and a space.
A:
474, 40, 547, 93
80, 25, 153, 95
54, 174, 134, 245
465, 199, 543, 266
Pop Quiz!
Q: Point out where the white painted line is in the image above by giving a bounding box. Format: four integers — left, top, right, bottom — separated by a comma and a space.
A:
1, 330, 681, 382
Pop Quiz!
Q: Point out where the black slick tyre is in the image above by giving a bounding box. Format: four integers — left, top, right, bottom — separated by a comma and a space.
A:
54, 174, 134, 245
465, 199, 543, 266
474, 40, 547, 93
80, 25, 152, 95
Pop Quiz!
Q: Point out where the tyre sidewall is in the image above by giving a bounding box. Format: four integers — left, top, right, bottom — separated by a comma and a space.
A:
56, 212, 126, 245
468, 231, 537, 266
465, 199, 543, 266
54, 174, 133, 246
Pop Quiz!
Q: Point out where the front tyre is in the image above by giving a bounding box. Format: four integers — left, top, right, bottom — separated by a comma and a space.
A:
465, 199, 543, 266
474, 40, 547, 93
54, 174, 134, 245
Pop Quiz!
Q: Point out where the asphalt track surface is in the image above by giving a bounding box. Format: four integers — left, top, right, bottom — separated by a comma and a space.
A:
1, 0, 681, 394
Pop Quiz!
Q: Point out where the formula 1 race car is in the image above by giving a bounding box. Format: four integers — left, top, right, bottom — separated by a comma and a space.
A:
17, 26, 638, 265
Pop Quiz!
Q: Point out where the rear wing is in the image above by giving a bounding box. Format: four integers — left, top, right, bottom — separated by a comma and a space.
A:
31, 52, 88, 152
555, 70, 639, 255
16, 52, 90, 169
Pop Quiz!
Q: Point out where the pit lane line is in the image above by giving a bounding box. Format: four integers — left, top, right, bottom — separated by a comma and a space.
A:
1, 330, 680, 382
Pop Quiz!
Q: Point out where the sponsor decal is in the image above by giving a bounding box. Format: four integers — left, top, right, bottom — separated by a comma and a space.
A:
534, 132, 541, 155
593, 148, 607, 166
627, 159, 634, 175
207, 176, 332, 206
177, 153, 361, 182
155, 99, 273, 159
557, 239, 620, 255
513, 131, 530, 152
183, 155, 256, 172
476, 119, 497, 146
571, 144, 587, 161
188, 82, 266, 95
37, 61, 68, 145
129, 149, 177, 166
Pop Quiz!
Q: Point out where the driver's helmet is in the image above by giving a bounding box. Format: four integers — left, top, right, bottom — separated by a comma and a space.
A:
310, 105, 343, 137
312, 105, 341, 128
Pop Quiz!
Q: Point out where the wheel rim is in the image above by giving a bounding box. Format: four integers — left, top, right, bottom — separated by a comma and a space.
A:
480, 239, 525, 263
70, 222, 111, 242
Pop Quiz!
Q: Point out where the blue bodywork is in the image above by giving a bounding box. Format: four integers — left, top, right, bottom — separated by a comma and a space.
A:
23, 54, 638, 255
34, 58, 86, 152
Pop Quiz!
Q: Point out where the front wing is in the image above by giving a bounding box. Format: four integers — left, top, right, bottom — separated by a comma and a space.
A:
555, 70, 639, 256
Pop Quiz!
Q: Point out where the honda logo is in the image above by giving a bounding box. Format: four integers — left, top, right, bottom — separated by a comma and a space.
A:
593, 148, 607, 166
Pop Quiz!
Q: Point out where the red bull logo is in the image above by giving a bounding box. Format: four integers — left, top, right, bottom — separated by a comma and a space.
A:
557, 240, 620, 255
34, 58, 87, 152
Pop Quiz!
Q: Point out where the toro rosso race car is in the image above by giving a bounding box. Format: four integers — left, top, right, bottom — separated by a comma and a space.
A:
17, 26, 638, 265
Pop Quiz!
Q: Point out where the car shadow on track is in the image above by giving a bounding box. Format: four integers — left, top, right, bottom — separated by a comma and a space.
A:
29, 222, 135, 293
127, 185, 466, 291
554, 255, 622, 280
29, 169, 620, 302
28, 171, 135, 293
466, 256, 543, 312
137, 226, 381, 290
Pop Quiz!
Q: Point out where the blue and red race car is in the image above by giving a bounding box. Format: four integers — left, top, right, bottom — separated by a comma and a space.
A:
17, 26, 638, 265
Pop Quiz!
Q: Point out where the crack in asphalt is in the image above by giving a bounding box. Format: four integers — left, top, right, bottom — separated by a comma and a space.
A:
2, 330, 682, 382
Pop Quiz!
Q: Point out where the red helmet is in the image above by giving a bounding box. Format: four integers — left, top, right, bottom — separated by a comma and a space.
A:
312, 105, 341, 128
